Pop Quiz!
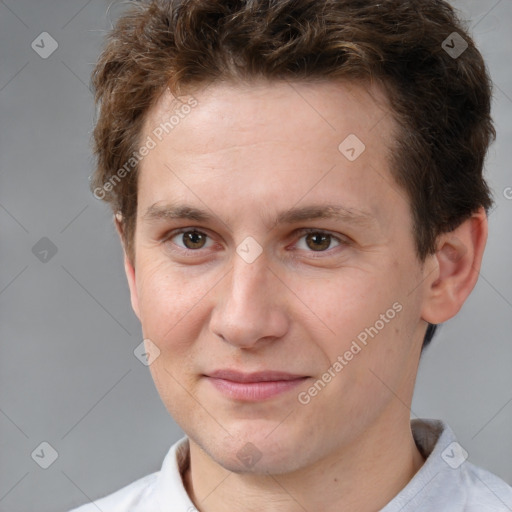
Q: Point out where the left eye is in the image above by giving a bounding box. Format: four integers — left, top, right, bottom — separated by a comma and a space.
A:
295, 230, 342, 252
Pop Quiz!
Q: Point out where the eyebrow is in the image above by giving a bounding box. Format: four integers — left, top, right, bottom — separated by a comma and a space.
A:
142, 202, 377, 230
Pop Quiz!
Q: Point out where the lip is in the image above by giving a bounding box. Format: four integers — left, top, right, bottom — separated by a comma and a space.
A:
208, 369, 308, 382
205, 370, 310, 401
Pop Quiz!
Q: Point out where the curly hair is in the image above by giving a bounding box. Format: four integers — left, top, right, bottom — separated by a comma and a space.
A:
90, 0, 496, 349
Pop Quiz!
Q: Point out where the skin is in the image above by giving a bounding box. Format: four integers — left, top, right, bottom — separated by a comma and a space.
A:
116, 79, 488, 512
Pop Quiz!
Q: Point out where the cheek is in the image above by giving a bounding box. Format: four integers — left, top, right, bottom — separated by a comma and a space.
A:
306, 268, 416, 382
135, 258, 217, 361
293, 270, 393, 343
137, 258, 197, 324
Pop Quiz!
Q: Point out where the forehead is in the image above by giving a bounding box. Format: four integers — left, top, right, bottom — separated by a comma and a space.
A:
136, 79, 406, 232
145, 79, 394, 152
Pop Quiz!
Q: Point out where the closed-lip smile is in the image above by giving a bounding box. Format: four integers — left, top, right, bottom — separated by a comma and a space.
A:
205, 369, 310, 401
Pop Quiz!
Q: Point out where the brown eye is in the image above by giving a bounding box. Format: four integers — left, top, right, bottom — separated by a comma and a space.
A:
295, 230, 344, 253
181, 231, 207, 249
166, 229, 213, 252
304, 232, 332, 252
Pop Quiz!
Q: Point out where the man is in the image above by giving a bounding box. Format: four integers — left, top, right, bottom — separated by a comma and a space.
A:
71, 0, 512, 510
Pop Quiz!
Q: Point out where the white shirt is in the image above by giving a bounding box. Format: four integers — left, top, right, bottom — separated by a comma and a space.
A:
69, 418, 512, 511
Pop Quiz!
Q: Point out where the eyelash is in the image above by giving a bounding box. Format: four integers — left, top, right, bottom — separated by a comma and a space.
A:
163, 227, 349, 257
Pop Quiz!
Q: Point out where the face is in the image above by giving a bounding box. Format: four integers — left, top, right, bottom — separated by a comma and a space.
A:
124, 79, 429, 474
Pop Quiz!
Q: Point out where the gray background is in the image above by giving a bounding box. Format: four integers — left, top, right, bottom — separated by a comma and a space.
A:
0, 1, 511, 511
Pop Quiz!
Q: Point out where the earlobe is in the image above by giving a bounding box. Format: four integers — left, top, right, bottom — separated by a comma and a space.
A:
124, 253, 141, 320
114, 213, 141, 320
421, 208, 488, 325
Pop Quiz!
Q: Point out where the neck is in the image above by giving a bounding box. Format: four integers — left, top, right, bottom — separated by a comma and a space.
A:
182, 411, 425, 512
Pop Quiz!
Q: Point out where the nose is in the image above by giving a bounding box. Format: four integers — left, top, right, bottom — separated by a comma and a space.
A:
209, 252, 289, 349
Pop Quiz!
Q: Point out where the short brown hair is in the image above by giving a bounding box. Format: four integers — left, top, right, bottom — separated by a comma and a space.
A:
90, 0, 495, 346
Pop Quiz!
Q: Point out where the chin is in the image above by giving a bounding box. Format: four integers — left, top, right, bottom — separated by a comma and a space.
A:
202, 429, 312, 476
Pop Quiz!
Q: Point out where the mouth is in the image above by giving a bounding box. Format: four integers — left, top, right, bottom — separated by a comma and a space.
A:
204, 369, 310, 401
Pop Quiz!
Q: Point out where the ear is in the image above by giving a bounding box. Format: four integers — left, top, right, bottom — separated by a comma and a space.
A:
114, 213, 140, 320
421, 207, 488, 325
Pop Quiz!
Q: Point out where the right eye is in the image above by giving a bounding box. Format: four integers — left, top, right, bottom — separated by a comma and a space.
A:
165, 228, 216, 254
